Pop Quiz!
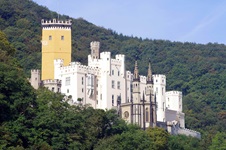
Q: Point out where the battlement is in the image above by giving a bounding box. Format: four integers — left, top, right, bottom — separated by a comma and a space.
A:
57, 61, 101, 75
42, 79, 61, 85
166, 91, 182, 95
178, 128, 201, 139
153, 74, 166, 78
153, 74, 166, 85
31, 69, 40, 73
140, 75, 147, 83
90, 41, 100, 48
100, 51, 111, 58
41, 19, 72, 29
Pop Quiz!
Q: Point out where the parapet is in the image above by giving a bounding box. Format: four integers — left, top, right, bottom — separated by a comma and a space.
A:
31, 69, 40, 73
90, 41, 100, 49
166, 91, 182, 95
41, 19, 72, 29
42, 79, 61, 85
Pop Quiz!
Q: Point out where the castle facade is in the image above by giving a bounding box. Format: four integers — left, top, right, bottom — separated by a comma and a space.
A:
29, 19, 200, 138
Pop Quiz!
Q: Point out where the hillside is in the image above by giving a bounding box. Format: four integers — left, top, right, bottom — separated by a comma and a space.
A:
0, 0, 225, 142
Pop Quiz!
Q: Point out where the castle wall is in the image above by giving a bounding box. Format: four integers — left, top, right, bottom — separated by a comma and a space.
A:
153, 74, 166, 122
166, 91, 183, 112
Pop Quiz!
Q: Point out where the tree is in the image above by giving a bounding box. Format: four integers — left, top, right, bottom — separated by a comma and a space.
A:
146, 127, 169, 150
94, 128, 152, 150
209, 132, 226, 150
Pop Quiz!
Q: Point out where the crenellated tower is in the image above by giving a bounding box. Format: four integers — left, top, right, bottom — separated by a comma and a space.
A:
41, 19, 72, 80
90, 41, 100, 59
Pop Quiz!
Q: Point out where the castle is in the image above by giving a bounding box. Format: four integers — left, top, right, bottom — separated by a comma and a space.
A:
29, 19, 201, 138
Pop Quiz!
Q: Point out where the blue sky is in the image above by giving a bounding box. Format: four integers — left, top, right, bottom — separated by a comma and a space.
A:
33, 0, 226, 44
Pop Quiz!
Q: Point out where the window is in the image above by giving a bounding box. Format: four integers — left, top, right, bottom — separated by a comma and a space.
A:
52, 87, 54, 92
163, 102, 165, 111
61, 36, 64, 40
124, 111, 129, 118
100, 94, 102, 100
112, 95, 114, 106
112, 80, 115, 88
117, 81, 120, 89
156, 87, 158, 94
65, 77, 70, 86
82, 88, 83, 93
112, 70, 114, 75
146, 108, 149, 122
57, 88, 60, 93
118, 71, 120, 76
49, 35, 52, 40
162, 87, 164, 95
82, 77, 84, 85
67, 89, 69, 93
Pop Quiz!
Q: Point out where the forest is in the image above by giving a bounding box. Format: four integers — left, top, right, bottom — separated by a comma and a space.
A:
0, 0, 225, 149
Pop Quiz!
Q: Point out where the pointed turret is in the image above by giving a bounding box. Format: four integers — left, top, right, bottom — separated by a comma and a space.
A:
132, 56, 141, 103
133, 57, 140, 81
147, 58, 153, 84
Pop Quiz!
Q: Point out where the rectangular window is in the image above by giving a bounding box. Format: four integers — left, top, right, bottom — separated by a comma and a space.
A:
112, 80, 115, 88
156, 87, 158, 94
118, 71, 120, 76
112, 70, 114, 75
61, 36, 64, 40
162, 87, 164, 95
163, 102, 165, 111
67, 89, 69, 93
65, 77, 70, 86
112, 95, 114, 106
52, 87, 54, 92
82, 77, 84, 85
117, 81, 120, 89
49, 35, 52, 40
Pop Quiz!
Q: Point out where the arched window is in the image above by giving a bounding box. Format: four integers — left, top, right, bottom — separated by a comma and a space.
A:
146, 108, 149, 122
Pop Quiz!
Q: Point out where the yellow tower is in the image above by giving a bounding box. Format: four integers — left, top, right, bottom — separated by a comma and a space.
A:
41, 19, 72, 80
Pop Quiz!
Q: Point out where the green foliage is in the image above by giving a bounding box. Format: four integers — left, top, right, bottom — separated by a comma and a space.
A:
168, 135, 202, 150
146, 127, 170, 150
94, 129, 152, 150
209, 132, 226, 150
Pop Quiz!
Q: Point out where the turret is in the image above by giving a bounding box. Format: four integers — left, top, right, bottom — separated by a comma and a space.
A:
90, 41, 100, 59
132, 58, 140, 103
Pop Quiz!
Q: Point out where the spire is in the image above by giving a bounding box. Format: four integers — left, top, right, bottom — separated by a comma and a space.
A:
133, 55, 139, 81
147, 58, 153, 84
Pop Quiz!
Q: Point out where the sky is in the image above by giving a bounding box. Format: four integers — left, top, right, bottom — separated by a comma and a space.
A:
33, 0, 226, 44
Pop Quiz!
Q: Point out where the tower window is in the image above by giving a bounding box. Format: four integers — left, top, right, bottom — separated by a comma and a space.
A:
49, 35, 52, 40
146, 108, 149, 122
65, 77, 70, 86
112, 70, 114, 75
112, 95, 114, 106
61, 36, 64, 40
118, 71, 120, 76
112, 80, 115, 88
117, 81, 120, 89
